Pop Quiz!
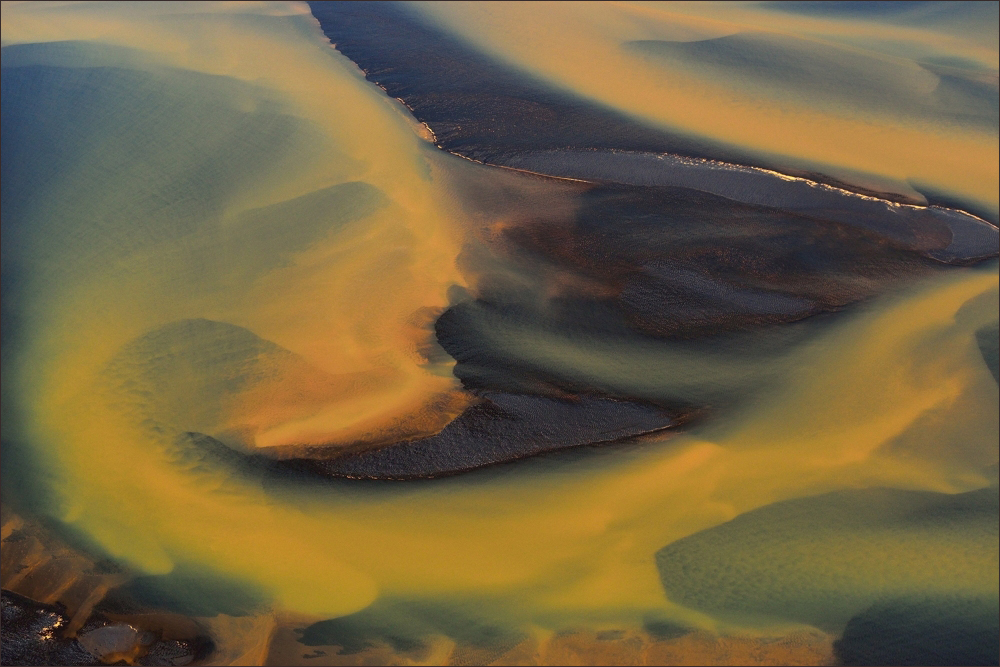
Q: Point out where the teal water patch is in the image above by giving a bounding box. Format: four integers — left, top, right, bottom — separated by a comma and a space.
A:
975, 322, 999, 383
833, 595, 999, 666
1, 59, 305, 275
1, 40, 383, 298
97, 563, 270, 617
655, 487, 999, 632
0, 40, 161, 70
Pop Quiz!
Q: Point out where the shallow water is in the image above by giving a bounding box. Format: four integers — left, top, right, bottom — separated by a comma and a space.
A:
1, 2, 997, 665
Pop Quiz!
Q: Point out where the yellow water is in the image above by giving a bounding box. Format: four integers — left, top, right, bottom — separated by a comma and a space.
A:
1, 0, 997, 634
